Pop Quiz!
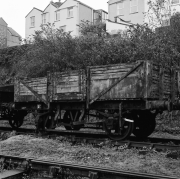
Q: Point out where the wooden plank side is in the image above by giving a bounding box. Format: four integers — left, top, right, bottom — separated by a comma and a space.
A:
89, 63, 134, 71
91, 72, 137, 80
53, 93, 83, 100
56, 86, 79, 93
50, 70, 85, 101
89, 62, 146, 100
16, 94, 47, 102
19, 86, 47, 94
149, 63, 179, 100
19, 77, 47, 96
90, 69, 132, 75
14, 77, 48, 102
149, 62, 160, 98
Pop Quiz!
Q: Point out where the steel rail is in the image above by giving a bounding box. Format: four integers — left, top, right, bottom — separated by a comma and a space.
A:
0, 126, 180, 144
0, 127, 180, 151
0, 154, 179, 179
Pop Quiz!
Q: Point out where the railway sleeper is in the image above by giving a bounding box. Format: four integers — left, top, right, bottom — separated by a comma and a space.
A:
1, 154, 179, 179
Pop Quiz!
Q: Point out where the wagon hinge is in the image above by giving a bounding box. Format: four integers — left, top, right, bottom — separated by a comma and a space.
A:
19, 80, 48, 106
89, 62, 144, 105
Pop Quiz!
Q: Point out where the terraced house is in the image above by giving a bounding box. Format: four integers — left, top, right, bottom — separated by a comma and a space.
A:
25, 0, 108, 39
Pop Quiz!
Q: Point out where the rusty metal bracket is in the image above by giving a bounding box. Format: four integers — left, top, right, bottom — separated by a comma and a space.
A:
19, 80, 48, 106
89, 171, 98, 179
89, 62, 143, 105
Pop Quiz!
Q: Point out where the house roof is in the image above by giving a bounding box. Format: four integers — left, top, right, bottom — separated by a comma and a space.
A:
43, 1, 62, 12
25, 7, 43, 18
43, 3, 51, 12
7, 27, 21, 38
0, 17, 8, 26
76, 1, 108, 14
107, 0, 123, 4
52, 1, 62, 8
59, 0, 93, 10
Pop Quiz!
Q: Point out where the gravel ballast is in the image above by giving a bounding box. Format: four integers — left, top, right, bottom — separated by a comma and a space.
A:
0, 134, 180, 177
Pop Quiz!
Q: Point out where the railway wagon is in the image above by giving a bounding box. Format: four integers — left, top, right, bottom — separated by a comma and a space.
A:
0, 84, 27, 127
11, 60, 180, 140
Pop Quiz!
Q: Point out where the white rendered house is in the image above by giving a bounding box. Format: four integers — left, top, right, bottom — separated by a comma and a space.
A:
25, 0, 108, 39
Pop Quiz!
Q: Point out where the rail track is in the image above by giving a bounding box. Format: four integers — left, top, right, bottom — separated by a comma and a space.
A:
0, 154, 179, 179
0, 126, 180, 152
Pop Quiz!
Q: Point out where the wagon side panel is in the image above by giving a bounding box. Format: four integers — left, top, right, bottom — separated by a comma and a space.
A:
89, 62, 146, 101
14, 77, 48, 102
50, 70, 85, 101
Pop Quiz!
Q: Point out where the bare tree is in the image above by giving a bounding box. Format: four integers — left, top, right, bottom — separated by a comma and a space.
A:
145, 0, 171, 28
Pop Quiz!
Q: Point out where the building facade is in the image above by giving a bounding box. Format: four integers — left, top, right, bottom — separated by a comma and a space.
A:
107, 0, 180, 34
0, 18, 7, 48
0, 18, 21, 49
108, 0, 149, 25
25, 0, 108, 39
7, 27, 22, 47
25, 8, 43, 39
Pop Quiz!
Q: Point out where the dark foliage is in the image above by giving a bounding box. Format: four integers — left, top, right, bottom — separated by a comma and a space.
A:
0, 15, 180, 82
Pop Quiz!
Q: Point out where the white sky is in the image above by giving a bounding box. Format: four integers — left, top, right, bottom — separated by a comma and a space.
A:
0, 0, 108, 38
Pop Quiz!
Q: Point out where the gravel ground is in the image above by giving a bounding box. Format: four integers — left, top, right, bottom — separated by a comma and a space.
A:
0, 134, 180, 177
150, 132, 180, 139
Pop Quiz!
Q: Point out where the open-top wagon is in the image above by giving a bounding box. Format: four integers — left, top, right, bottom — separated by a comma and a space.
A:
4, 60, 180, 140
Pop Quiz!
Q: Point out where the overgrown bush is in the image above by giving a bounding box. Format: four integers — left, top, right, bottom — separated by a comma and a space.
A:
156, 111, 180, 134
1, 13, 180, 80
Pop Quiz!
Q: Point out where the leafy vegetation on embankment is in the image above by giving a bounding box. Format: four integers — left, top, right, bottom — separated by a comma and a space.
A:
155, 111, 180, 134
1, 13, 180, 83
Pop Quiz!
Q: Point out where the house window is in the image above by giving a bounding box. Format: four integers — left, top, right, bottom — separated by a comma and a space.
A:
130, 0, 138, 13
117, 2, 124, 16
60, 25, 66, 32
171, 0, 179, 4
67, 7, 73, 18
30, 16, 35, 27
42, 13, 47, 24
55, 11, 60, 21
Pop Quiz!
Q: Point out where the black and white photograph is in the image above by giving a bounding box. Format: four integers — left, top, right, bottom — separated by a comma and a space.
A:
0, 0, 180, 178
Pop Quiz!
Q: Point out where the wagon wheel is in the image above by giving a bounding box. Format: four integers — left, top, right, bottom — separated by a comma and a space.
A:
9, 111, 25, 129
133, 111, 156, 139
104, 113, 134, 141
63, 110, 83, 130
